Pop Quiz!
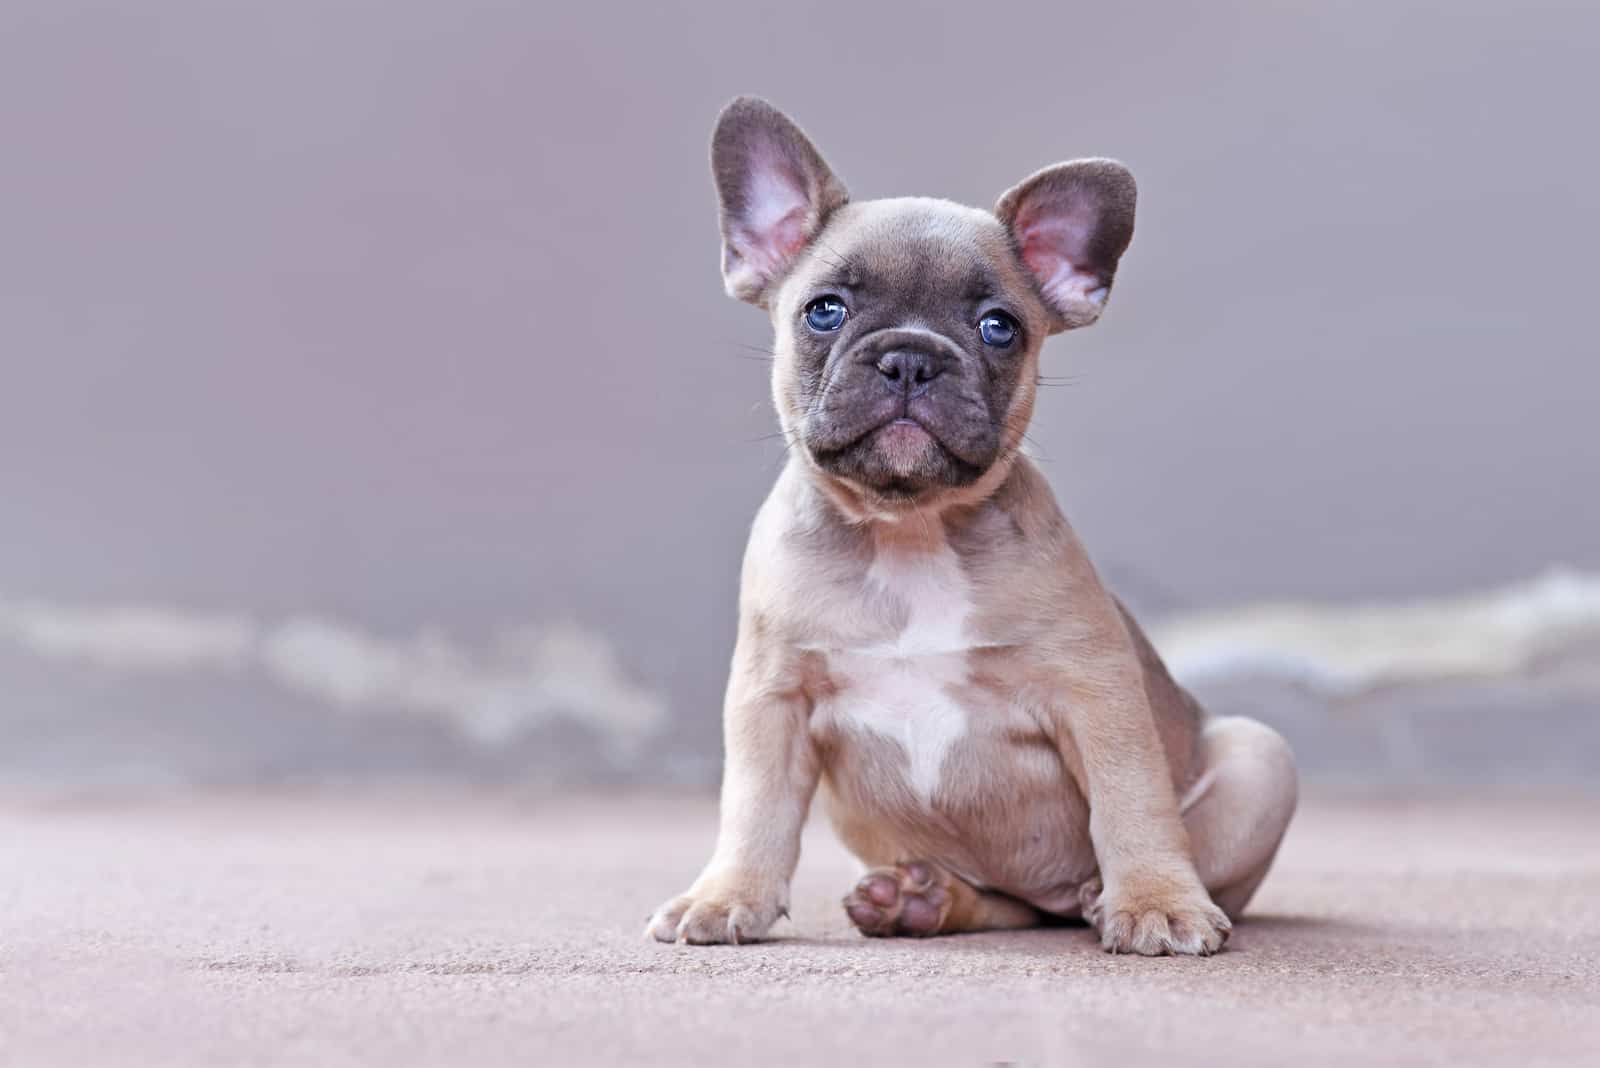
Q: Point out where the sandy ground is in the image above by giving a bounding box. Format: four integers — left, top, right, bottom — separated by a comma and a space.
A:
3, 792, 1599, 1067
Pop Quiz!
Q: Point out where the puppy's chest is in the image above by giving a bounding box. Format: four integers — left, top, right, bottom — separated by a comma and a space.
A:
803, 540, 1030, 803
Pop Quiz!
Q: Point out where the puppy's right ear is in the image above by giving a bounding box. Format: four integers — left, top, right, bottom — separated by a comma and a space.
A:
712, 97, 849, 305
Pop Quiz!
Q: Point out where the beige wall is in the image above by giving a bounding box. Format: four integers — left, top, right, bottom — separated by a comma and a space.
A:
1, 2, 1596, 784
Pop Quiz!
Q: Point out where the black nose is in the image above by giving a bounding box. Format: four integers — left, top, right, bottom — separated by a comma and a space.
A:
875, 349, 945, 395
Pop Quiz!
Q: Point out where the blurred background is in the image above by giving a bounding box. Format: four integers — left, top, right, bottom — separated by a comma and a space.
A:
2, 1, 1596, 791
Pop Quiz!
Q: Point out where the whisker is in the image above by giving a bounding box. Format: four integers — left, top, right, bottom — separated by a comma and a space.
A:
724, 340, 778, 363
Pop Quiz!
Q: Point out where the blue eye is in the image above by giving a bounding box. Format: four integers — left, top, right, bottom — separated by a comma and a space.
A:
804, 296, 847, 332
979, 312, 1018, 348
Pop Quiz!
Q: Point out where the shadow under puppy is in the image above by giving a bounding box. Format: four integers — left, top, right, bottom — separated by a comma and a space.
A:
648, 98, 1297, 956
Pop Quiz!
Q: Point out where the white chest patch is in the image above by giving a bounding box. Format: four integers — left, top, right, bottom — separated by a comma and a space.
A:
863, 537, 974, 658
821, 534, 976, 802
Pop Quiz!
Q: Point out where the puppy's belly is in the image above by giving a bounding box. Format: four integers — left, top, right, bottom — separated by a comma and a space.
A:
812, 651, 1098, 914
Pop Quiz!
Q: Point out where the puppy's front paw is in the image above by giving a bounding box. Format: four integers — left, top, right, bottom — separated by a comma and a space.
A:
646, 882, 784, 945
1084, 877, 1231, 956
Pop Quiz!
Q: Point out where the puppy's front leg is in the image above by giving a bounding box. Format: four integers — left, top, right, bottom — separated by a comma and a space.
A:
1058, 664, 1231, 956
647, 631, 818, 945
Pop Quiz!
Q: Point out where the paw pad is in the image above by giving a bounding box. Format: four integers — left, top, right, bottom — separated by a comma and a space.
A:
842, 861, 952, 938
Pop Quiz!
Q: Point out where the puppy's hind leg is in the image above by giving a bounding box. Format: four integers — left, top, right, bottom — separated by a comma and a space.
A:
1179, 715, 1299, 919
843, 860, 1041, 938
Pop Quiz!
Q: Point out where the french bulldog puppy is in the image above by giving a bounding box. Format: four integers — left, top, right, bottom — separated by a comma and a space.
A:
647, 98, 1297, 955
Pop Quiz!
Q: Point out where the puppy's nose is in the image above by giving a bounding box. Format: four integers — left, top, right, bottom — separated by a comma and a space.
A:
875, 349, 945, 395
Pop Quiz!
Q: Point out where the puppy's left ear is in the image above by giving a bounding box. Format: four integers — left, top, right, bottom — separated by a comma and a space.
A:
712, 97, 849, 305
996, 160, 1136, 331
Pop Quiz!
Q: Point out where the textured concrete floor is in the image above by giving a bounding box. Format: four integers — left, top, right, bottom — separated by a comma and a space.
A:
3, 792, 1599, 1067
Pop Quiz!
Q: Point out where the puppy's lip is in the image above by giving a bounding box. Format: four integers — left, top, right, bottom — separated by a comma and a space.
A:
873, 418, 935, 449
871, 414, 937, 440
882, 416, 927, 433
811, 415, 934, 460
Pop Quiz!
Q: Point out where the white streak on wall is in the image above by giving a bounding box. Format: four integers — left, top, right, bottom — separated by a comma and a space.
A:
259, 618, 665, 749
1151, 568, 1600, 695
7, 567, 1596, 747
0, 598, 664, 752
0, 600, 255, 671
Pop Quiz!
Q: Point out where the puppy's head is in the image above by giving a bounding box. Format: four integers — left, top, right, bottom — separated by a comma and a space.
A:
712, 97, 1135, 513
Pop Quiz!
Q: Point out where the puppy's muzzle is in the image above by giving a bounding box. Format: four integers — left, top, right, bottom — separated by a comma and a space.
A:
853, 328, 964, 402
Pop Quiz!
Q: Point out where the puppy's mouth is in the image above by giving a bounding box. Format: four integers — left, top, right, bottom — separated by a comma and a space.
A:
807, 414, 987, 498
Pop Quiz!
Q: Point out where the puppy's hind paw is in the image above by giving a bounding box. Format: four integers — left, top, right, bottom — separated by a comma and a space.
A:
843, 861, 954, 938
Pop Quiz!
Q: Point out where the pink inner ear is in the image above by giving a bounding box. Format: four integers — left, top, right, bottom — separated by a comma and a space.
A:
1017, 216, 1108, 314
730, 145, 812, 281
